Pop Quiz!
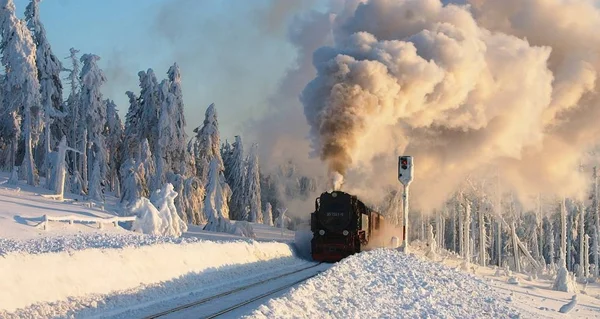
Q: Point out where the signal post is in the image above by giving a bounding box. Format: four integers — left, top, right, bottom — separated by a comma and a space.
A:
398, 156, 414, 252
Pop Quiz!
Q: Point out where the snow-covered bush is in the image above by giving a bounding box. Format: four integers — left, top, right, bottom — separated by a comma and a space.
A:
129, 183, 187, 237
553, 259, 577, 292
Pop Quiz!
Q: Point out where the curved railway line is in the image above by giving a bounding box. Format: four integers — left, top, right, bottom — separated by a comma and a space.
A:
143, 262, 327, 319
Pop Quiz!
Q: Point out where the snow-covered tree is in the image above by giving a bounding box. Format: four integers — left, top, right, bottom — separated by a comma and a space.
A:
104, 99, 123, 195
25, 0, 65, 183
63, 48, 82, 173
263, 202, 273, 226
228, 135, 247, 220
0, 0, 41, 186
188, 103, 223, 182
203, 158, 234, 232
138, 138, 155, 195
123, 90, 141, 159
79, 53, 107, 200
120, 158, 145, 207
138, 69, 160, 155
166, 63, 187, 173
245, 143, 262, 223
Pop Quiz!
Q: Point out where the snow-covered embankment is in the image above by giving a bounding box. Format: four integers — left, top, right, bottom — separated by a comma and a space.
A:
0, 234, 296, 314
247, 249, 537, 318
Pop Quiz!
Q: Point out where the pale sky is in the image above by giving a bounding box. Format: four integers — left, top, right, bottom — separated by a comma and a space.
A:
14, 0, 324, 141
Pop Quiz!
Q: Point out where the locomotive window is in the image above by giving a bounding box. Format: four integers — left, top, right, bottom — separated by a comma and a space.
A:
361, 215, 369, 235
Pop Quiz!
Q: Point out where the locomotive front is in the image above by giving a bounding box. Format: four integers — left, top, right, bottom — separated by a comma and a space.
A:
310, 191, 361, 262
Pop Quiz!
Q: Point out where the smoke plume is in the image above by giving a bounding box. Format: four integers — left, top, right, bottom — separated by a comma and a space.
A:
301, 0, 600, 211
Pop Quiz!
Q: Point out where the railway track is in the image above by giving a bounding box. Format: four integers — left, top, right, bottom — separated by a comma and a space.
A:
143, 262, 326, 319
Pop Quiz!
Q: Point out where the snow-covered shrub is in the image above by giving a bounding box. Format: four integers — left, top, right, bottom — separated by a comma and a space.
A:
553, 260, 577, 292
129, 183, 187, 237
263, 202, 274, 226
150, 183, 187, 236
232, 220, 256, 238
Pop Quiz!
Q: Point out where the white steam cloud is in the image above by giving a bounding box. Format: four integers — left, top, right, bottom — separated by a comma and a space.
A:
301, 0, 600, 211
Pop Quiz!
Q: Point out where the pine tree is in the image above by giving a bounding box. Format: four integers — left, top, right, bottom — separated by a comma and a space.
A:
0, 0, 41, 186
123, 90, 141, 159
63, 48, 82, 174
203, 158, 234, 232
25, 0, 65, 184
263, 202, 273, 226
105, 99, 123, 194
245, 143, 262, 223
228, 135, 247, 220
166, 63, 187, 173
79, 53, 107, 200
138, 69, 160, 156
188, 103, 223, 182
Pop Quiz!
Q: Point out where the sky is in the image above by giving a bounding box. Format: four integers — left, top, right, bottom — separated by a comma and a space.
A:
13, 0, 314, 141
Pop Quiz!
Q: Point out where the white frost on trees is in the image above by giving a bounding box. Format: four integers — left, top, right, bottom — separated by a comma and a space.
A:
188, 103, 223, 182
228, 135, 247, 220
0, 0, 41, 186
203, 158, 234, 232
80, 53, 108, 201
263, 202, 273, 226
245, 143, 262, 223
25, 0, 65, 185
105, 99, 123, 195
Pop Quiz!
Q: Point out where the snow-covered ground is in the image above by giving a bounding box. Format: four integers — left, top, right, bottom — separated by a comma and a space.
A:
2, 174, 600, 318
0, 174, 130, 240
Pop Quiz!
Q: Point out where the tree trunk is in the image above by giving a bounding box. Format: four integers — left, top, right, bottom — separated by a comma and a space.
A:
511, 221, 521, 272
580, 202, 585, 275
594, 167, 600, 276
560, 198, 567, 268
23, 106, 36, 186
497, 218, 502, 267
464, 198, 471, 263
479, 204, 486, 266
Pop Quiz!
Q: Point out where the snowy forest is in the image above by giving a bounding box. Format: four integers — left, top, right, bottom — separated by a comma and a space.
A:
0, 0, 319, 238
2, 0, 600, 291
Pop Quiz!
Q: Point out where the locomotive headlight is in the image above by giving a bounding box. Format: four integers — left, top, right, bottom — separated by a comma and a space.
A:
343, 230, 349, 236
319, 229, 325, 235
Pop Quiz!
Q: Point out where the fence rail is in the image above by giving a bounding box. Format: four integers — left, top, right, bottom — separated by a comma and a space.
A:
39, 214, 136, 230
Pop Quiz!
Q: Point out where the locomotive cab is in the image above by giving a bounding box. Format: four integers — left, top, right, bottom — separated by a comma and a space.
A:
310, 190, 383, 262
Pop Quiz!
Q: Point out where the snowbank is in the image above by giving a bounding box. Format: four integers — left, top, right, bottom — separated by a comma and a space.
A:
247, 249, 535, 318
0, 236, 295, 313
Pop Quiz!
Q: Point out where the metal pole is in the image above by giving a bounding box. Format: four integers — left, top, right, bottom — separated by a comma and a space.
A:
401, 184, 410, 251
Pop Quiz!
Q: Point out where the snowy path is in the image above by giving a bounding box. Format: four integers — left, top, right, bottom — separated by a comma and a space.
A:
144, 262, 330, 319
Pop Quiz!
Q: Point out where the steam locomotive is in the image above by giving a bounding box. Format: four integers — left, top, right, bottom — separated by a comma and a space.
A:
310, 190, 385, 262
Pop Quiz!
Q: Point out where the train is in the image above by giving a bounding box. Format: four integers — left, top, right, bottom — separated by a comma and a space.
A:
310, 190, 387, 262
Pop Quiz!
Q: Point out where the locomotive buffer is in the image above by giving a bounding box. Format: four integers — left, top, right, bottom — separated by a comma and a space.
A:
398, 156, 414, 252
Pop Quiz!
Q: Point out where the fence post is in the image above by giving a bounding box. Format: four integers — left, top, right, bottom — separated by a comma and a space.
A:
43, 214, 48, 230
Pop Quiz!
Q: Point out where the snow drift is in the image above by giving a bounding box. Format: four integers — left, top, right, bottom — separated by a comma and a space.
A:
247, 249, 536, 318
0, 238, 295, 313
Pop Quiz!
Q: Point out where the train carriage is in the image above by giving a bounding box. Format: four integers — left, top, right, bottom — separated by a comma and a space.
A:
310, 190, 385, 262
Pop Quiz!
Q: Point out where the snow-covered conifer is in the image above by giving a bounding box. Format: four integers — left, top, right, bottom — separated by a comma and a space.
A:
228, 135, 247, 220
138, 69, 160, 155
105, 99, 124, 194
166, 63, 187, 172
188, 103, 223, 182
203, 158, 234, 232
264, 202, 273, 226
79, 53, 107, 200
0, 0, 41, 186
138, 138, 155, 195
25, 0, 65, 183
123, 91, 141, 159
245, 143, 262, 223
120, 158, 145, 207
63, 48, 83, 175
